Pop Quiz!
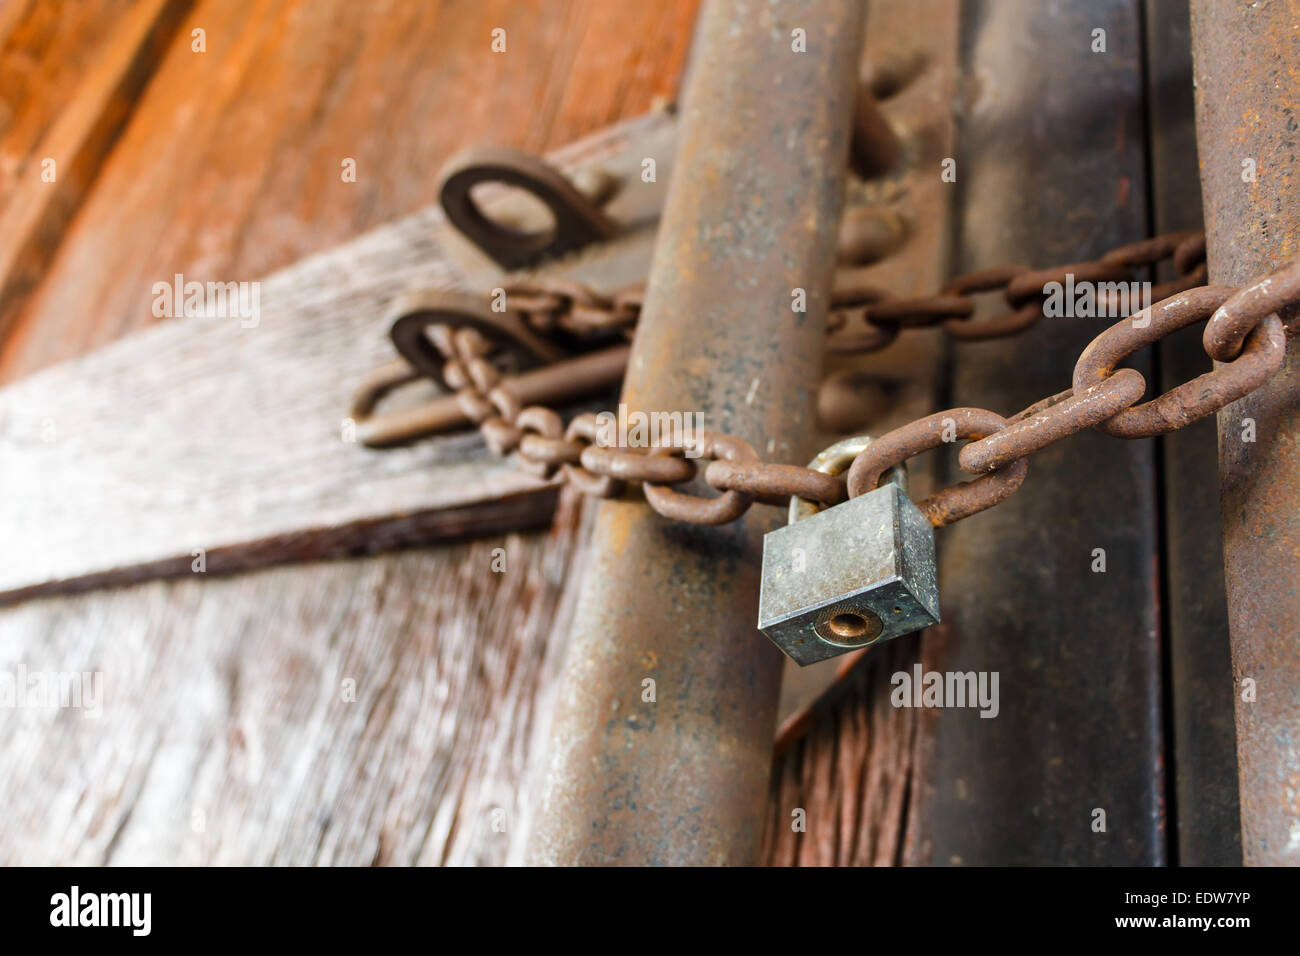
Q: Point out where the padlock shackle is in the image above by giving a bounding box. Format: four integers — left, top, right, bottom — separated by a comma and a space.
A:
788, 434, 908, 525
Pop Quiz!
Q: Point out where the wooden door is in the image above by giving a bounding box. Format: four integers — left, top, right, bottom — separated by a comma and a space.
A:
0, 0, 697, 865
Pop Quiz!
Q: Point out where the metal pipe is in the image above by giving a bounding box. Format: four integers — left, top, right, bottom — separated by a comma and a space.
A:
355, 344, 630, 447
1191, 0, 1300, 866
525, 0, 864, 865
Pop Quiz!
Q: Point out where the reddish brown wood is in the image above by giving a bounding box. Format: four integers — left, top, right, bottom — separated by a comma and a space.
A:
762, 638, 926, 867
0, 0, 699, 382
0, 0, 139, 211
0, 0, 192, 344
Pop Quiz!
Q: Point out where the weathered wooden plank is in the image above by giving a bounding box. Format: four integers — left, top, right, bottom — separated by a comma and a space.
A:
0, 487, 593, 866
762, 638, 924, 866
0, 111, 673, 603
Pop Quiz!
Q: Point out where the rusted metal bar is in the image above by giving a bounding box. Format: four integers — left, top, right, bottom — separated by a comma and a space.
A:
353, 344, 629, 447
1191, 0, 1300, 866
525, 0, 864, 865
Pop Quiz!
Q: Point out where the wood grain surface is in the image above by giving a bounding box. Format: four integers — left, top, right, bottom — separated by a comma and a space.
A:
0, 0, 141, 211
762, 637, 927, 866
0, 111, 670, 602
0, 0, 940, 867
0, 0, 699, 382
0, 0, 698, 866
0, 488, 593, 865
0, 0, 193, 345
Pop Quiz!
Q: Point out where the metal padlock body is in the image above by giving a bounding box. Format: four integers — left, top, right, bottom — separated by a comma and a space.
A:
758, 482, 940, 666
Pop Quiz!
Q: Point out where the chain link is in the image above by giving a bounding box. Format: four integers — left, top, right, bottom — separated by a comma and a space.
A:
406, 229, 1298, 529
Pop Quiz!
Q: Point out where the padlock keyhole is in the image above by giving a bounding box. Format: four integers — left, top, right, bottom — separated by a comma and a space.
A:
830, 613, 871, 640
814, 606, 884, 648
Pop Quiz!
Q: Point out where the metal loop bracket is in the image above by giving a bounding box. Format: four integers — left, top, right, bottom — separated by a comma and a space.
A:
437, 146, 617, 271
387, 289, 565, 388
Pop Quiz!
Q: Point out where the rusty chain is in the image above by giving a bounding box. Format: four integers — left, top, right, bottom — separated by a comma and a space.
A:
407, 229, 1300, 528
499, 279, 645, 339
498, 232, 1212, 352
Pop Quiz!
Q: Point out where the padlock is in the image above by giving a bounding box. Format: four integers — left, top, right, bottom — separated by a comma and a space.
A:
757, 435, 940, 666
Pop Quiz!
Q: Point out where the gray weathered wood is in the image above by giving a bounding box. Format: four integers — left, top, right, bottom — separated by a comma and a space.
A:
0, 489, 593, 866
0, 111, 673, 603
